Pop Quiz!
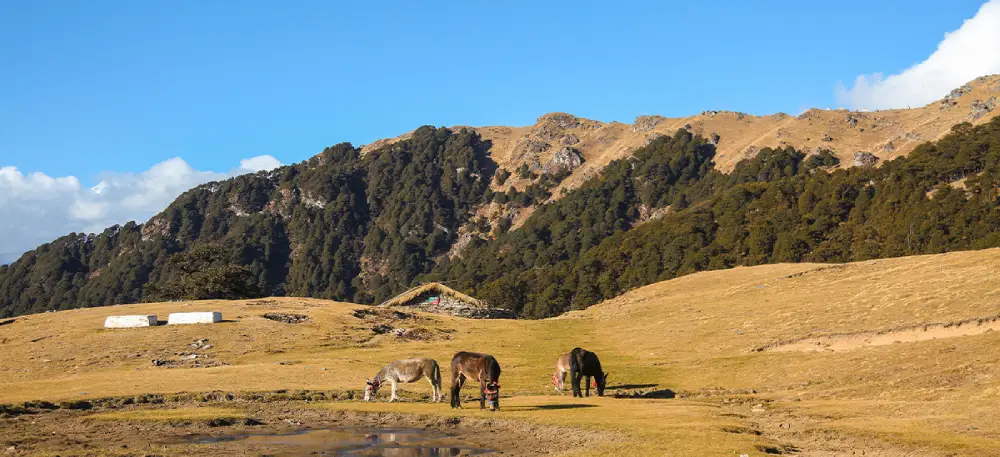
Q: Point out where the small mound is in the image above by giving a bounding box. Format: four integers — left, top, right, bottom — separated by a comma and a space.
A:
262, 313, 309, 324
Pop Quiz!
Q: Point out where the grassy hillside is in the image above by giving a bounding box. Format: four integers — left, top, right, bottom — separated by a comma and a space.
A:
441, 116, 1000, 317
3, 249, 1000, 455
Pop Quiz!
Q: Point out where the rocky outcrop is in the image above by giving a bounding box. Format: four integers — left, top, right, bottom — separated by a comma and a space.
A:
538, 112, 588, 130
941, 84, 975, 110
709, 133, 721, 146
632, 115, 666, 133
141, 216, 172, 241
386, 294, 517, 319
853, 151, 880, 168
636, 204, 672, 224
262, 313, 309, 324
511, 137, 551, 164
969, 97, 997, 121
543, 147, 584, 174
797, 109, 823, 120
845, 114, 859, 129
947, 84, 973, 101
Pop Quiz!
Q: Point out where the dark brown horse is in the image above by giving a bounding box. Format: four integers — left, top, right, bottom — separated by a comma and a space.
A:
570, 347, 608, 397
450, 351, 502, 411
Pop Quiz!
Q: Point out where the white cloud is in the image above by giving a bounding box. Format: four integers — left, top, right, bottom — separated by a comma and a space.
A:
837, 0, 1000, 110
239, 155, 282, 172
0, 155, 281, 265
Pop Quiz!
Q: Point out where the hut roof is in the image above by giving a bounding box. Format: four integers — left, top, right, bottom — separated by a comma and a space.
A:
378, 283, 484, 308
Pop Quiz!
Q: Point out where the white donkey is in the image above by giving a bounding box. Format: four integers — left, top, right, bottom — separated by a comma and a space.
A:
364, 358, 443, 402
552, 353, 571, 391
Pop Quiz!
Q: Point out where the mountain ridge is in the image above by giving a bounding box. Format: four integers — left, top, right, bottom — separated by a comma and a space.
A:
2, 76, 1000, 319
364, 74, 1000, 195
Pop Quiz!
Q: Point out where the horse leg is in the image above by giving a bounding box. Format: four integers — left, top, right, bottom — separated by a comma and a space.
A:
427, 377, 438, 402
451, 374, 466, 408
479, 379, 487, 410
585, 376, 591, 397
389, 380, 399, 402
572, 372, 583, 398
560, 371, 567, 392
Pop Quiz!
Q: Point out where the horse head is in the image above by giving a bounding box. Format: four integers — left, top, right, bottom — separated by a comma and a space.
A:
596, 372, 609, 396
364, 378, 381, 401
484, 381, 501, 411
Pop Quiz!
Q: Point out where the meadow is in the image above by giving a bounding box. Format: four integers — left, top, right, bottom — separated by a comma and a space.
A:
2, 248, 1000, 456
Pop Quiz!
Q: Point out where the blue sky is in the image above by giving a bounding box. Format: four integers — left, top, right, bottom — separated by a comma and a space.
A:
0, 0, 988, 180
2, 0, 1000, 264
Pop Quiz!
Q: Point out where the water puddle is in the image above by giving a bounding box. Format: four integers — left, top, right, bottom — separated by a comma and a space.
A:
177, 426, 494, 456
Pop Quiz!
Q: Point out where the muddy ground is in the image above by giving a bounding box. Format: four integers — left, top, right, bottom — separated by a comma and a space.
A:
0, 398, 616, 456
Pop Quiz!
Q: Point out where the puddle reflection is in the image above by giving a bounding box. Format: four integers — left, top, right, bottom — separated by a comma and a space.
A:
181, 426, 493, 456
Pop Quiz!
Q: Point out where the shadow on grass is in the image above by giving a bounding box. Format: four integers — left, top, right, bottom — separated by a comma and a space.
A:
153, 319, 238, 326
503, 404, 598, 411
608, 384, 658, 390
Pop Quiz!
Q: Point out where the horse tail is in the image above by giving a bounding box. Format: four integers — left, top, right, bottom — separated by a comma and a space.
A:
489, 355, 502, 381
432, 360, 442, 386
569, 351, 582, 396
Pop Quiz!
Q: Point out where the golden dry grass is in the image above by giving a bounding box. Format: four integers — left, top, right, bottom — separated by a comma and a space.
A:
3, 249, 1000, 455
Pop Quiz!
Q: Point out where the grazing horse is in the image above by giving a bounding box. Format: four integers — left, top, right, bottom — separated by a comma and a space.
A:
569, 347, 609, 397
364, 358, 442, 402
552, 353, 571, 391
450, 351, 502, 411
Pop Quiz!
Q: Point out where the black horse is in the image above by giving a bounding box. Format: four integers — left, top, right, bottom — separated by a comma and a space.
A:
450, 351, 502, 410
569, 347, 608, 397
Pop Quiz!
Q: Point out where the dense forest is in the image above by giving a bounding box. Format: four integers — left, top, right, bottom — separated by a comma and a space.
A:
2, 117, 1000, 319
0, 126, 494, 317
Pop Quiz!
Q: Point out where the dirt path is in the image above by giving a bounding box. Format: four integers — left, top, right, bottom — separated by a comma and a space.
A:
759, 314, 1000, 352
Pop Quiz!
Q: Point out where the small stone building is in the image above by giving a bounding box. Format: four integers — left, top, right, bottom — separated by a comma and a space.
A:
379, 283, 517, 319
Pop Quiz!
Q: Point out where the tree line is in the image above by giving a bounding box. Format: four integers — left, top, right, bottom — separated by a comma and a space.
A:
2, 117, 1000, 319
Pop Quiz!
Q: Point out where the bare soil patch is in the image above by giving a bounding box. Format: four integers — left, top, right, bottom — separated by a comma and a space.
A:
0, 400, 616, 456
759, 314, 1000, 353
